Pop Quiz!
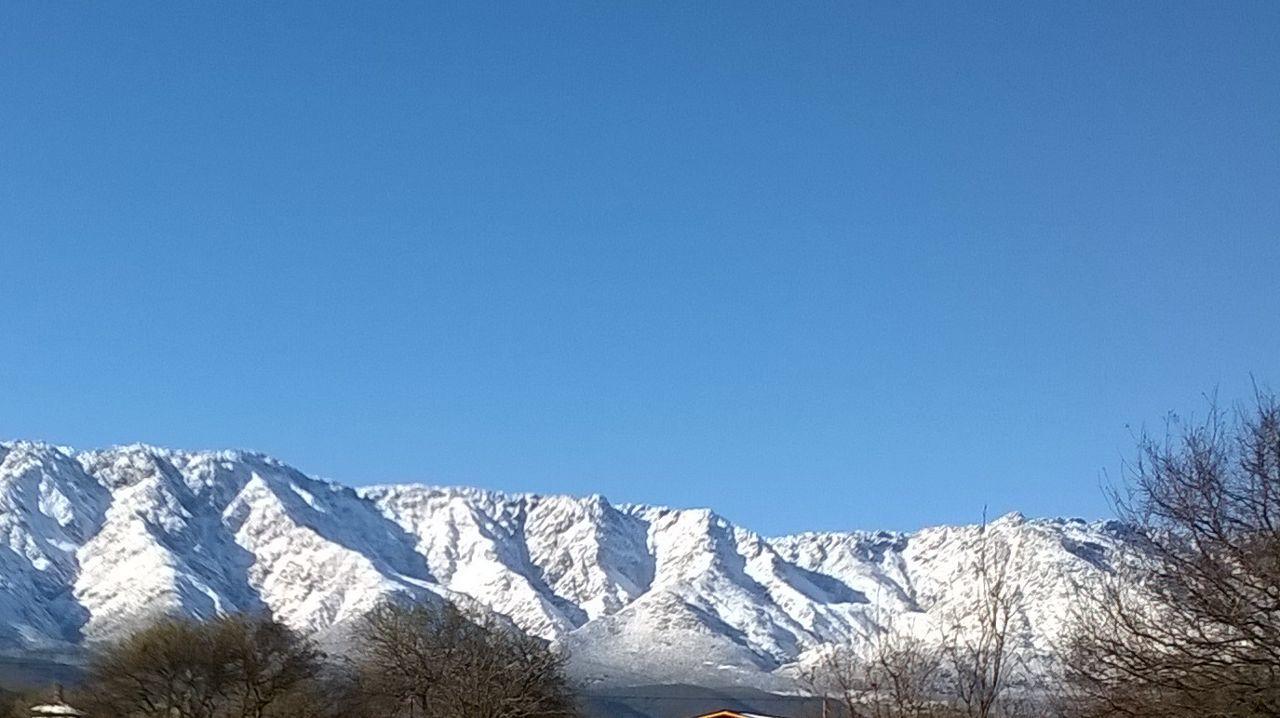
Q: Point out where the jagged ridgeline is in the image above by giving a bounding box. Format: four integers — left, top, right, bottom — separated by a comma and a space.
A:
0, 441, 1129, 688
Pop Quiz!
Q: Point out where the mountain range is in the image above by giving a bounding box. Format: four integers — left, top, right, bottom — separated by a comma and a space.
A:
0, 440, 1129, 690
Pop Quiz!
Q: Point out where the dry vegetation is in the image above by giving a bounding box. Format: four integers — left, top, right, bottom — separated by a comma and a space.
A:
357, 601, 577, 718
800, 514, 1036, 718
803, 390, 1280, 718
1064, 392, 1280, 717
69, 602, 578, 718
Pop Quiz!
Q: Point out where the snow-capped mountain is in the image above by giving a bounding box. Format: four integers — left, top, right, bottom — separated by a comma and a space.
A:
0, 441, 1129, 688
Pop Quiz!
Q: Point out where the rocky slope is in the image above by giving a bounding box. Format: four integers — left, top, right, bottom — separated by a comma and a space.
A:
0, 441, 1129, 688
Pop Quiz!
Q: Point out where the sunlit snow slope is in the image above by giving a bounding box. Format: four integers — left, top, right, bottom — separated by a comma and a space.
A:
0, 441, 1129, 687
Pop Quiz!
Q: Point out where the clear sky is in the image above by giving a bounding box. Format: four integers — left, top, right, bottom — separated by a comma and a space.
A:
2, 2, 1278, 534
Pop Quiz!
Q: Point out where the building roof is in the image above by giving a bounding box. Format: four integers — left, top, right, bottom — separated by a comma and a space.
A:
693, 711, 789, 718
29, 705, 86, 718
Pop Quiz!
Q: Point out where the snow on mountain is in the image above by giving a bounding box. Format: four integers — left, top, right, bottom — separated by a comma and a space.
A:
0, 441, 1129, 688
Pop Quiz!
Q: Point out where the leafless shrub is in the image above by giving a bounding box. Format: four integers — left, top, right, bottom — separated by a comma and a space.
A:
356, 599, 579, 718
939, 518, 1033, 718
804, 516, 1033, 718
801, 625, 943, 718
1065, 390, 1280, 718
79, 613, 324, 718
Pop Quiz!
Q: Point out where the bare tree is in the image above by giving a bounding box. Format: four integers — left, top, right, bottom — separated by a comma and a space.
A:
863, 625, 946, 718
221, 615, 324, 718
799, 643, 861, 718
939, 516, 1029, 718
80, 614, 323, 718
801, 623, 943, 718
1066, 391, 1280, 718
801, 519, 1030, 718
356, 599, 578, 718
83, 616, 238, 718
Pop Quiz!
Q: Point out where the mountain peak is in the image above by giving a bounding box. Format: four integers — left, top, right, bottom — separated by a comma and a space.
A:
0, 440, 1126, 689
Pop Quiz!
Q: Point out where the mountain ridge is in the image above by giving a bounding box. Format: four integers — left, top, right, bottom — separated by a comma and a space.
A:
0, 440, 1126, 688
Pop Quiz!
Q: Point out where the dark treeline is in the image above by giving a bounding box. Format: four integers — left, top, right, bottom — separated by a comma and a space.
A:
47, 601, 578, 718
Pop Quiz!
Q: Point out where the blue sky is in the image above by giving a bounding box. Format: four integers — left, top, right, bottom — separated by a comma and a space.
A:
2, 2, 1278, 534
